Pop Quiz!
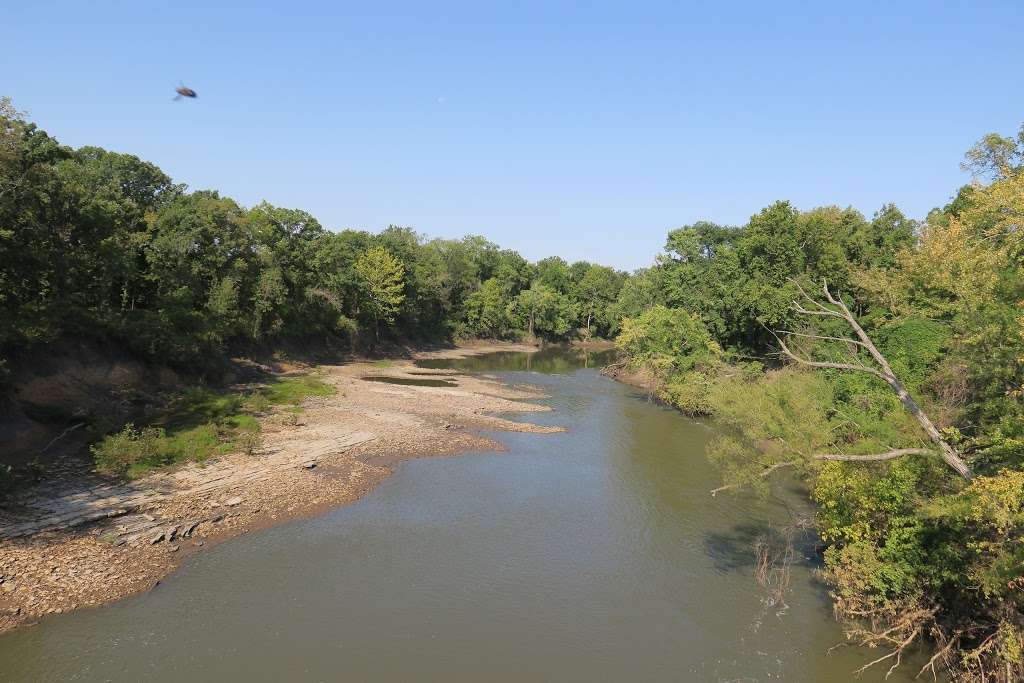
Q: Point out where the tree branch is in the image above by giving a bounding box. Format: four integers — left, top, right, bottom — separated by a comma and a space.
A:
792, 302, 846, 318
777, 329, 870, 349
39, 422, 85, 453
710, 460, 798, 496
771, 330, 891, 382
813, 448, 932, 462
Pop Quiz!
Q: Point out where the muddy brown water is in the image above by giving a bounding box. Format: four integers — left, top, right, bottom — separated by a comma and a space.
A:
0, 348, 925, 681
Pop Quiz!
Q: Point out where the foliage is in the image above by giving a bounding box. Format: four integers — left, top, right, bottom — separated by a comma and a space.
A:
90, 374, 334, 477
354, 245, 406, 338
610, 121, 1024, 680
615, 305, 721, 376
0, 101, 627, 380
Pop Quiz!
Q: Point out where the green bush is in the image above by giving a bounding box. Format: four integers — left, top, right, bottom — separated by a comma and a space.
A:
616, 305, 721, 375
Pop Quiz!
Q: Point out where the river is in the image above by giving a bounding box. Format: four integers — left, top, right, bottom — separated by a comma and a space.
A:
0, 348, 921, 681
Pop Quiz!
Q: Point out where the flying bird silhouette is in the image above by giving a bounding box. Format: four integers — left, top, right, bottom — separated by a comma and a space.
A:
173, 83, 197, 100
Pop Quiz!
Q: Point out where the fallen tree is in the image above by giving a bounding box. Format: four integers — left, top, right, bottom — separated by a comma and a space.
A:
773, 279, 972, 480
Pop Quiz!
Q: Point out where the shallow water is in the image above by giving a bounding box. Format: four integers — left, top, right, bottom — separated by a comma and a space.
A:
0, 349, 923, 681
360, 375, 459, 387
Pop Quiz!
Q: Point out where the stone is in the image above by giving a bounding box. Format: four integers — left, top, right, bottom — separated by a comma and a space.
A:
224, 497, 243, 507
168, 545, 179, 553
149, 531, 165, 545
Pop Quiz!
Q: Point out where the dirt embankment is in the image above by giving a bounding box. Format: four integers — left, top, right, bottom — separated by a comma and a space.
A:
601, 362, 660, 394
0, 341, 552, 634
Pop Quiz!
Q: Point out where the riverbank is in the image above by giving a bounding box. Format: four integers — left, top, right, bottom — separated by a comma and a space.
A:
0, 341, 554, 633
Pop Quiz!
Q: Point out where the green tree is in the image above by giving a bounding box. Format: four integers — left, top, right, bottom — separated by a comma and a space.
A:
463, 277, 510, 338
574, 264, 624, 337
354, 246, 406, 341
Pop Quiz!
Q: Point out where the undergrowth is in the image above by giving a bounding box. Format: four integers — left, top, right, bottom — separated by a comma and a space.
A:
92, 374, 335, 477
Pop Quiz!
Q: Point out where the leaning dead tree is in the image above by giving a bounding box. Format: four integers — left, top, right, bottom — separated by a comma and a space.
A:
775, 279, 972, 480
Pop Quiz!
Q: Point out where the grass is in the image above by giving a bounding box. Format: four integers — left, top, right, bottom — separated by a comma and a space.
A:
258, 374, 336, 405
371, 359, 394, 368
92, 373, 336, 478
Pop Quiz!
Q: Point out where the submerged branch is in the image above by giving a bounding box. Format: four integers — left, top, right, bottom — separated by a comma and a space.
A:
710, 460, 798, 496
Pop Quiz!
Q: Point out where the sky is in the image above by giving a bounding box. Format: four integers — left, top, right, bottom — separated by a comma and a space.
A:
4, 1, 1023, 270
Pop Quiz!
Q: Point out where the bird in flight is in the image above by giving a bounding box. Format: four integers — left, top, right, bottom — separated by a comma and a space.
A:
174, 83, 197, 100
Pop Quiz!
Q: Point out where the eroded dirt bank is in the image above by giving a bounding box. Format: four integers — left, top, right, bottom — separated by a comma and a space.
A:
0, 342, 555, 634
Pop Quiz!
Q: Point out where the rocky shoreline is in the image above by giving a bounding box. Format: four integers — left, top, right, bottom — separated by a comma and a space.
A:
0, 342, 555, 634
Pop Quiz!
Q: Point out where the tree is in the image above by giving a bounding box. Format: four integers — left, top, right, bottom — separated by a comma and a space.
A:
463, 277, 509, 338
354, 246, 405, 341
535, 256, 571, 293
574, 264, 623, 337
773, 279, 972, 479
510, 283, 574, 340
961, 124, 1024, 179
616, 305, 720, 375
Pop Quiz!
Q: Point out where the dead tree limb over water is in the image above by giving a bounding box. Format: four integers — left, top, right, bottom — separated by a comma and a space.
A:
774, 278, 973, 480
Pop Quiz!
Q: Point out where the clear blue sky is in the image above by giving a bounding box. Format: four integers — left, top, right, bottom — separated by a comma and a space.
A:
5, 1, 1023, 270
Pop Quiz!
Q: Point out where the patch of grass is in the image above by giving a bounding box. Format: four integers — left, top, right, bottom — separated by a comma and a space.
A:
91, 373, 334, 478
371, 360, 393, 368
258, 374, 336, 407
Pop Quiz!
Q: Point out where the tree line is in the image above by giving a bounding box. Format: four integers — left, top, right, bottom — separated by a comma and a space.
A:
0, 97, 627, 388
612, 124, 1024, 680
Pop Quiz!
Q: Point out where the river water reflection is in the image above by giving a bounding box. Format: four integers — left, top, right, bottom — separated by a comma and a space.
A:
0, 348, 921, 681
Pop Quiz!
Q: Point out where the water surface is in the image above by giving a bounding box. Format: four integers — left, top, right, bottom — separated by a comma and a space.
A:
360, 376, 458, 387
0, 348, 921, 681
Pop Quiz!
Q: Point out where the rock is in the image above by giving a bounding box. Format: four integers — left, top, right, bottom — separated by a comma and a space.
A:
224, 496, 243, 507
182, 520, 201, 537
149, 531, 165, 545
168, 545, 179, 553
210, 515, 224, 523
194, 540, 205, 547
301, 461, 317, 469
166, 525, 180, 541
142, 514, 156, 522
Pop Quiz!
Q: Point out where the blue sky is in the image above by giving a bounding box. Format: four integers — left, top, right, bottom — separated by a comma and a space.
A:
5, 1, 1023, 270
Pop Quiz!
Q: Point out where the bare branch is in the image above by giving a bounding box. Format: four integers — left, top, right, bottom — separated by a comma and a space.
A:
777, 329, 870, 349
792, 302, 846, 318
853, 626, 921, 679
915, 632, 961, 680
791, 278, 840, 314
813, 448, 932, 462
772, 330, 891, 382
39, 422, 85, 454
710, 460, 798, 496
